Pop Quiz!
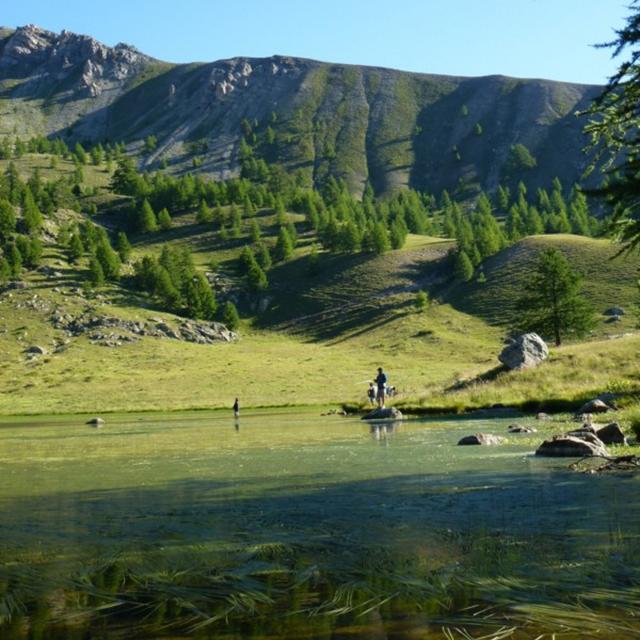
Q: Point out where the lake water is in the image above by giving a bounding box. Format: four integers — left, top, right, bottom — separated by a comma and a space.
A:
0, 411, 639, 639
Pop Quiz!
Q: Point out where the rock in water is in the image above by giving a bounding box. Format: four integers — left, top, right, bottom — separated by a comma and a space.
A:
362, 407, 403, 421
458, 433, 505, 445
595, 422, 627, 446
536, 435, 608, 457
508, 424, 537, 433
498, 333, 548, 370
86, 417, 105, 426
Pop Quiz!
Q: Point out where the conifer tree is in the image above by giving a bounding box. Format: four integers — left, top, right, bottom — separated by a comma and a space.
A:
138, 199, 157, 233
249, 219, 261, 243
0, 256, 10, 284
0, 199, 16, 241
158, 208, 173, 231
274, 226, 294, 261
222, 301, 240, 330
184, 272, 217, 320
22, 188, 43, 234
67, 233, 84, 263
196, 200, 213, 224
88, 256, 105, 286
6, 242, 22, 277
116, 231, 132, 262
255, 242, 272, 270
454, 250, 474, 282
370, 222, 391, 254
518, 248, 594, 345
95, 236, 121, 281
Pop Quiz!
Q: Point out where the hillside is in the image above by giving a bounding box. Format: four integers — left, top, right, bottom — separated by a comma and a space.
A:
444, 235, 640, 332
0, 25, 601, 196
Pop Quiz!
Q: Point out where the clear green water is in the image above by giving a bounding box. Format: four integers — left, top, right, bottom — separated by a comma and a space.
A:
0, 412, 639, 639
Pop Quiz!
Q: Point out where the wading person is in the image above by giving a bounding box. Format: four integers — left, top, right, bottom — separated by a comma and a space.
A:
375, 367, 387, 408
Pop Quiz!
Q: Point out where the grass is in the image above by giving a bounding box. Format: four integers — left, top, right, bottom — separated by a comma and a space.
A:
444, 234, 640, 336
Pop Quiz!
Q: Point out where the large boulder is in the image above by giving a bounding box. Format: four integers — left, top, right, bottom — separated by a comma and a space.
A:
362, 407, 403, 421
458, 433, 505, 445
499, 333, 548, 370
595, 422, 627, 446
576, 399, 612, 415
536, 435, 608, 457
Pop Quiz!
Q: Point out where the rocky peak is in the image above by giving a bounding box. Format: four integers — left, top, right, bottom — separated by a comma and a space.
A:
0, 24, 152, 95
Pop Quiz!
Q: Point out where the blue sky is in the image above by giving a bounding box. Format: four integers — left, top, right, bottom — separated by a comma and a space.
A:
2, 1, 630, 85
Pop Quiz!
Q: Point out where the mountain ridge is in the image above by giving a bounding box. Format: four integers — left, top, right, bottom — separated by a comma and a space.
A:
0, 24, 602, 197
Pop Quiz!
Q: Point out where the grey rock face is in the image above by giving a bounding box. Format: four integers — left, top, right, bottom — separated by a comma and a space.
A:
536, 435, 608, 457
458, 433, 505, 445
362, 407, 403, 421
499, 333, 549, 370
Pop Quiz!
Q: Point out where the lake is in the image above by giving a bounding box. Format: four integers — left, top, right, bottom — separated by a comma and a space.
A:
0, 411, 639, 638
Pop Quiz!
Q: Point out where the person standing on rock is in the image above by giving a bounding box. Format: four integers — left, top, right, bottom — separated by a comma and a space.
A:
375, 367, 387, 408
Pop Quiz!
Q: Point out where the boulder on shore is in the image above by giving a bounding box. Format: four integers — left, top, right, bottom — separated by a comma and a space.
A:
595, 422, 627, 446
25, 345, 47, 355
86, 417, 105, 426
575, 399, 612, 415
362, 407, 403, 421
458, 433, 505, 445
499, 333, 548, 370
536, 435, 608, 457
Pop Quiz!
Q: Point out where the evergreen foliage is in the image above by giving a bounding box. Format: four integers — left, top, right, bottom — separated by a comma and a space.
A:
517, 248, 595, 345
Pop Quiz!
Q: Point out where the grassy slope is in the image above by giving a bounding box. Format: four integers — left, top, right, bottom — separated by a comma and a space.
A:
0, 157, 638, 415
444, 234, 640, 335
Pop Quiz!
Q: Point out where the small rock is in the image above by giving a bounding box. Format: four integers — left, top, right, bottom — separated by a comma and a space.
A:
362, 407, 403, 421
603, 306, 625, 316
536, 435, 608, 457
458, 433, 505, 445
508, 424, 536, 433
25, 345, 46, 355
536, 412, 552, 421
86, 417, 105, 426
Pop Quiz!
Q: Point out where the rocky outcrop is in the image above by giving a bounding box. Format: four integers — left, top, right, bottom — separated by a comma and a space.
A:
50, 309, 237, 347
499, 333, 549, 370
362, 407, 403, 421
0, 24, 151, 96
536, 434, 608, 457
458, 433, 505, 445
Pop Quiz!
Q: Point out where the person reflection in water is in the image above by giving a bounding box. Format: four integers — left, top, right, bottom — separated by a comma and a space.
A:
233, 398, 240, 431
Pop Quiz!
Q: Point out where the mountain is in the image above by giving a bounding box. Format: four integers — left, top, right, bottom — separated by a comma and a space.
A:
0, 24, 601, 196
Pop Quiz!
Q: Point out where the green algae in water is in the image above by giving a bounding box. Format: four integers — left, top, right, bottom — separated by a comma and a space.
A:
1, 413, 639, 638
